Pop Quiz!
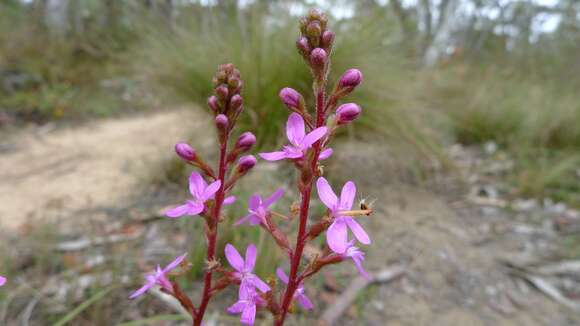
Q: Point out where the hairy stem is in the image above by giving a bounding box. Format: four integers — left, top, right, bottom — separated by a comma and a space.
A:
277, 89, 326, 325
194, 140, 228, 326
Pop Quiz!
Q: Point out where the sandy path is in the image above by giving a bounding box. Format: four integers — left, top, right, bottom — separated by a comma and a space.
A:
0, 109, 207, 229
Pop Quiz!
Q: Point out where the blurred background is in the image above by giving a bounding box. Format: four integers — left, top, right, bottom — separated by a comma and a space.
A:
0, 0, 579, 325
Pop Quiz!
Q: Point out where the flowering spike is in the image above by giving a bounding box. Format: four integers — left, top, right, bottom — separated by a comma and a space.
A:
335, 103, 361, 125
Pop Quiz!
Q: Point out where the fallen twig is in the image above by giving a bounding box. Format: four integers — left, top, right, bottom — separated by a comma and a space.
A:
318, 265, 406, 326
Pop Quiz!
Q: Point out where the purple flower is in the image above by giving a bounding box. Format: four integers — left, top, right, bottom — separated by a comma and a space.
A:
225, 244, 270, 293
276, 268, 313, 310
227, 284, 266, 325
343, 241, 370, 280
259, 113, 328, 161
279, 88, 303, 110
0, 275, 6, 287
237, 155, 257, 173
235, 189, 285, 226
129, 253, 187, 299
316, 177, 371, 253
165, 172, 222, 218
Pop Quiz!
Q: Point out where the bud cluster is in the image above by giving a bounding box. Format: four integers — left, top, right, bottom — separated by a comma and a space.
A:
208, 63, 244, 124
296, 9, 335, 82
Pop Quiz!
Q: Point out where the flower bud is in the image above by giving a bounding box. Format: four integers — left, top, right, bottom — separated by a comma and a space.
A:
230, 94, 243, 112
306, 22, 322, 47
228, 77, 240, 90
296, 37, 310, 57
279, 88, 304, 111
335, 103, 361, 125
215, 114, 229, 130
208, 96, 219, 112
310, 48, 327, 68
175, 143, 196, 161
237, 155, 257, 174
321, 31, 335, 50
236, 132, 256, 151
216, 85, 229, 100
338, 69, 363, 88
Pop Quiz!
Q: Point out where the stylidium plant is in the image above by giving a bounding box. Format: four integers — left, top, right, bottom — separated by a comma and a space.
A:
129, 9, 373, 326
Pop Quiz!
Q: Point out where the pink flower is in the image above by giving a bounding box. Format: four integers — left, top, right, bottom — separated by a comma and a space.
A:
343, 241, 370, 280
129, 253, 187, 299
0, 275, 6, 287
316, 177, 371, 253
276, 268, 313, 310
225, 244, 270, 293
165, 172, 235, 218
259, 113, 329, 161
227, 284, 266, 325
235, 189, 284, 226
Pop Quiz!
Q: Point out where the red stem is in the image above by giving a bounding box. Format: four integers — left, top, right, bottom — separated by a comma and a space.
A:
194, 140, 228, 326
276, 89, 325, 325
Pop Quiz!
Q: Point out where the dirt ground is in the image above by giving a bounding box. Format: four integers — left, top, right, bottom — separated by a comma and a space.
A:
1, 111, 578, 325
0, 108, 207, 229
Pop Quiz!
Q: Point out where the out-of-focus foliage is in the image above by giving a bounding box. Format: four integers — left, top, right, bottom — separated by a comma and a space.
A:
0, 0, 579, 203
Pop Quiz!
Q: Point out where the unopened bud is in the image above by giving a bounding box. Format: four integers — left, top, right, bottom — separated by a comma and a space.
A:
306, 22, 321, 47
321, 31, 335, 50
279, 88, 304, 111
296, 37, 310, 57
230, 94, 243, 111
228, 77, 240, 90
175, 143, 196, 161
208, 96, 219, 112
237, 155, 256, 174
216, 85, 229, 100
338, 69, 363, 88
310, 48, 327, 68
236, 132, 256, 151
215, 114, 229, 130
335, 103, 361, 125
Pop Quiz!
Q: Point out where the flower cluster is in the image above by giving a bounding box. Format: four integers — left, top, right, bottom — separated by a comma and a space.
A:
129, 9, 372, 326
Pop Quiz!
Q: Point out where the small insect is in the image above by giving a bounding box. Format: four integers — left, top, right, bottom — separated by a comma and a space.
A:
358, 196, 376, 215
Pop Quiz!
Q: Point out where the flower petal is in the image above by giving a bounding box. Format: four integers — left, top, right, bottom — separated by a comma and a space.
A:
345, 218, 371, 245
164, 203, 190, 218
264, 188, 284, 207
327, 220, 348, 253
225, 244, 245, 272
234, 214, 259, 226
259, 151, 288, 161
244, 244, 257, 272
129, 282, 153, 299
297, 293, 314, 310
286, 113, 305, 145
318, 148, 333, 160
227, 301, 246, 314
248, 194, 261, 211
302, 126, 327, 148
249, 275, 271, 293
339, 181, 356, 211
188, 172, 206, 198
0, 276, 6, 287
223, 196, 236, 205
316, 177, 338, 210
352, 255, 371, 280
276, 267, 289, 284
202, 180, 221, 201
240, 302, 257, 325
163, 253, 188, 273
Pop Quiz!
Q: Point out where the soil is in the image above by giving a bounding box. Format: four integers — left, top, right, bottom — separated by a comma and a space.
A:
0, 108, 207, 229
